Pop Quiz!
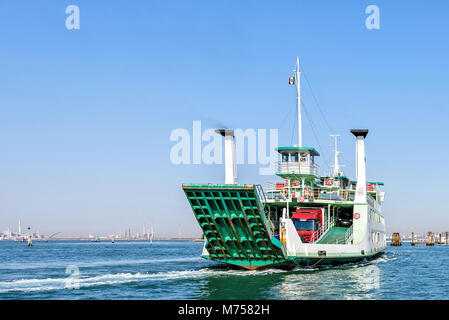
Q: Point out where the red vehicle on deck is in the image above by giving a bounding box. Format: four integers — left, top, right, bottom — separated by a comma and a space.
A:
291, 208, 323, 243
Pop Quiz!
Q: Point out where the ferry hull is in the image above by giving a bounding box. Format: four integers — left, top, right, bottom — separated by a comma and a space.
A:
291, 251, 384, 267
202, 250, 384, 270
201, 255, 296, 270
183, 183, 386, 270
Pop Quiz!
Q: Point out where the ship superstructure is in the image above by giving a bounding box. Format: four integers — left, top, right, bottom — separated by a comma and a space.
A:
182, 58, 386, 269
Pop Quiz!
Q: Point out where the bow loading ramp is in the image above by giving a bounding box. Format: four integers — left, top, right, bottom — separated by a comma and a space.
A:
183, 184, 291, 270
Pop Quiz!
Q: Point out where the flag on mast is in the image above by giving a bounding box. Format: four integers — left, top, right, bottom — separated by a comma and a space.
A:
289, 76, 295, 85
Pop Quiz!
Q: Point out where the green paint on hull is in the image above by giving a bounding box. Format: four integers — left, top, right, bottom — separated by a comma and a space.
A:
201, 254, 296, 270
202, 251, 384, 269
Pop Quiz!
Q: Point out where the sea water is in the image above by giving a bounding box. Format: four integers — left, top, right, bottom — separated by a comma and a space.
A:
0, 240, 447, 300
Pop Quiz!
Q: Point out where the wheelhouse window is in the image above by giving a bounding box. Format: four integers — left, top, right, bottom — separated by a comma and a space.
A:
291, 152, 298, 162
282, 152, 289, 162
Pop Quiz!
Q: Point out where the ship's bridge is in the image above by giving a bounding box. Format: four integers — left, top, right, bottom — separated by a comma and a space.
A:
276, 146, 320, 180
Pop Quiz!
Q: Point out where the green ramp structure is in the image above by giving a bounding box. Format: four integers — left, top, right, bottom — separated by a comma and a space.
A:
183, 184, 292, 270
316, 226, 349, 244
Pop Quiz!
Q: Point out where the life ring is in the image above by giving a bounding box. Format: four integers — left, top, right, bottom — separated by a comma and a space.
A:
303, 188, 312, 198
325, 178, 334, 186
353, 212, 360, 220
298, 196, 305, 202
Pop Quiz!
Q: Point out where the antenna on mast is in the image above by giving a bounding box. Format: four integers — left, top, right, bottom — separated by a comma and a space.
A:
295, 57, 302, 147
330, 134, 344, 177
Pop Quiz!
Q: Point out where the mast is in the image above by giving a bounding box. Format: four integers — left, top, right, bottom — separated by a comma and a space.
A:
330, 134, 343, 176
295, 57, 302, 147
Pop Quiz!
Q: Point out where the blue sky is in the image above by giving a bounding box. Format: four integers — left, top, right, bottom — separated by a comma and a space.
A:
0, 0, 448, 237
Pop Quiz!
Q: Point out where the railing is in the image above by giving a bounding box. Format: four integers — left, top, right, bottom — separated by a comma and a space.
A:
255, 184, 266, 204
265, 192, 283, 202
264, 182, 283, 202
264, 188, 353, 203
265, 182, 276, 192
254, 184, 273, 232
309, 218, 354, 245
324, 224, 353, 244
344, 225, 354, 244
367, 194, 375, 207
310, 216, 335, 243
315, 193, 346, 201
277, 161, 320, 176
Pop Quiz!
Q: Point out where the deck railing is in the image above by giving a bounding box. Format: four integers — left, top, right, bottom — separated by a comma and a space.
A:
264, 181, 353, 203
277, 161, 320, 176
310, 216, 335, 243
367, 194, 375, 207
255, 184, 269, 216
255, 184, 266, 204
344, 225, 354, 244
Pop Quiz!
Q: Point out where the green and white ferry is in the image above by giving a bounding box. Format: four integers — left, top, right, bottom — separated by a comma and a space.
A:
183, 58, 386, 270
